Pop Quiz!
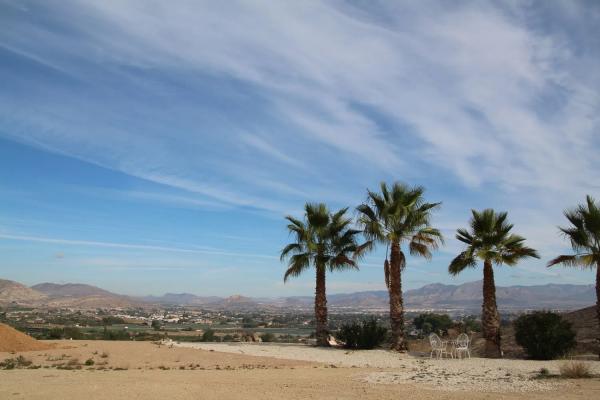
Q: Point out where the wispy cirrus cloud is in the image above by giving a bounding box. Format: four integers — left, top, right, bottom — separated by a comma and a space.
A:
239, 134, 306, 170
0, 233, 277, 260
0, 0, 599, 279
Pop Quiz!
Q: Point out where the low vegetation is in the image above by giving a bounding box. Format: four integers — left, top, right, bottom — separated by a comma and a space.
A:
514, 311, 576, 360
559, 361, 592, 379
336, 318, 387, 349
260, 332, 275, 342
0, 356, 32, 369
201, 328, 216, 342
413, 313, 453, 335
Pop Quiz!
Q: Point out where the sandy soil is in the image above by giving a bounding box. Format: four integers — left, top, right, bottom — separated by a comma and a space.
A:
0, 340, 599, 400
177, 342, 600, 392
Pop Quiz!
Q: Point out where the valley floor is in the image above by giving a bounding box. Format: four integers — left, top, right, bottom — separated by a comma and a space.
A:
1, 340, 599, 400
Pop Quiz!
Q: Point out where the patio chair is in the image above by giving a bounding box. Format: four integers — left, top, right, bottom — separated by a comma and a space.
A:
428, 333, 452, 359
454, 333, 471, 359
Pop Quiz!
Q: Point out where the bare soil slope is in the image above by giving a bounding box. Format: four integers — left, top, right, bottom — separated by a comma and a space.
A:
0, 323, 53, 352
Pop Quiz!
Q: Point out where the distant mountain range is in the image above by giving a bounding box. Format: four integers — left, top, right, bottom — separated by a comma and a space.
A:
0, 278, 595, 311
0, 279, 133, 308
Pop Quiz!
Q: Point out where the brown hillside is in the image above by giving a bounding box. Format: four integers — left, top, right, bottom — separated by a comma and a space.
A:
0, 279, 47, 304
563, 305, 599, 355
0, 323, 53, 352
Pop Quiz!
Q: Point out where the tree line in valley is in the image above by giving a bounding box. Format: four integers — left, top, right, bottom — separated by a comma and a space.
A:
280, 182, 600, 359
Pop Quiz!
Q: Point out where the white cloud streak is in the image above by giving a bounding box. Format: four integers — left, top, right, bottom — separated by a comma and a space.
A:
0, 0, 598, 253
0, 233, 277, 260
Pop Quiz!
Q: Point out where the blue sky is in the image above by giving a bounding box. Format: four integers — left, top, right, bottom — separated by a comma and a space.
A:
0, 1, 599, 296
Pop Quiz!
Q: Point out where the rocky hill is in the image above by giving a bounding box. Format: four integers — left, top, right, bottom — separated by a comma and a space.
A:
31, 282, 137, 308
32, 282, 116, 298
402, 281, 595, 310
0, 279, 46, 305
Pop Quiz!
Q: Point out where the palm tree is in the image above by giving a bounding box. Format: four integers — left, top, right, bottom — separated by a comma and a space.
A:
281, 203, 365, 346
547, 195, 600, 360
449, 209, 539, 358
357, 182, 443, 351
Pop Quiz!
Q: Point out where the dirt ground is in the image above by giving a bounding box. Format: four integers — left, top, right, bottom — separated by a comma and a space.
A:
1, 341, 599, 400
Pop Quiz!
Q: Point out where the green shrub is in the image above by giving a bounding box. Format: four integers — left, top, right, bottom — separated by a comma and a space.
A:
201, 328, 216, 342
45, 326, 83, 340
335, 318, 387, 349
102, 316, 125, 326
48, 327, 64, 339
151, 320, 162, 331
85, 358, 95, 366
63, 327, 83, 340
514, 311, 576, 360
260, 333, 275, 342
413, 313, 453, 335
459, 316, 481, 333
103, 329, 130, 341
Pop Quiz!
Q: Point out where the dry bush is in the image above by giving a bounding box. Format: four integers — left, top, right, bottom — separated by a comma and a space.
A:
0, 356, 32, 369
67, 358, 80, 366
559, 361, 592, 379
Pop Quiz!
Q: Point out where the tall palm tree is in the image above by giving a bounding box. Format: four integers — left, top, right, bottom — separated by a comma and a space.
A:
547, 195, 600, 360
449, 209, 539, 358
357, 182, 443, 351
281, 203, 365, 346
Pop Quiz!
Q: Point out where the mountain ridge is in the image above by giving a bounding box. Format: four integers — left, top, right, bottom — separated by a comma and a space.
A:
0, 278, 594, 311
137, 280, 595, 310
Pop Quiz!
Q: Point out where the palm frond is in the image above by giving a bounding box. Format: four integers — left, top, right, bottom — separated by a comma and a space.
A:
448, 251, 477, 276
283, 253, 311, 282
551, 195, 600, 268
450, 208, 537, 271
328, 255, 358, 272
280, 243, 303, 261
384, 259, 390, 289
547, 254, 596, 269
409, 241, 432, 259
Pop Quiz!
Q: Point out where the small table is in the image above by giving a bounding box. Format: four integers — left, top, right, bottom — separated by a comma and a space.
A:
440, 340, 458, 358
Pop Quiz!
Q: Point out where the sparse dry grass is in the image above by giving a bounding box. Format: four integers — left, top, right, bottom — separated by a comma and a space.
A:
67, 357, 80, 366
559, 361, 592, 379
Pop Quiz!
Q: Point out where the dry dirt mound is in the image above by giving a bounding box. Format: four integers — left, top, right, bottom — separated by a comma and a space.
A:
0, 323, 52, 352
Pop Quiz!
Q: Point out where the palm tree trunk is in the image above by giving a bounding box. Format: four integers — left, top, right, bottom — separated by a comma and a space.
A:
596, 263, 600, 360
388, 240, 407, 351
315, 263, 329, 347
482, 260, 502, 358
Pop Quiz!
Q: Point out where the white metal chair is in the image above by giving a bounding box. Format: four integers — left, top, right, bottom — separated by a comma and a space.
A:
454, 333, 471, 359
429, 333, 452, 359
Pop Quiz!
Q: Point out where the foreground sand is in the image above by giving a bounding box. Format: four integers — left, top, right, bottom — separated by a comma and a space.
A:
177, 342, 600, 393
0, 340, 599, 400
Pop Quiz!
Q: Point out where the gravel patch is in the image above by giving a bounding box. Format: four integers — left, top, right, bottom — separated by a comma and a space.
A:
361, 360, 563, 392
175, 342, 600, 393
